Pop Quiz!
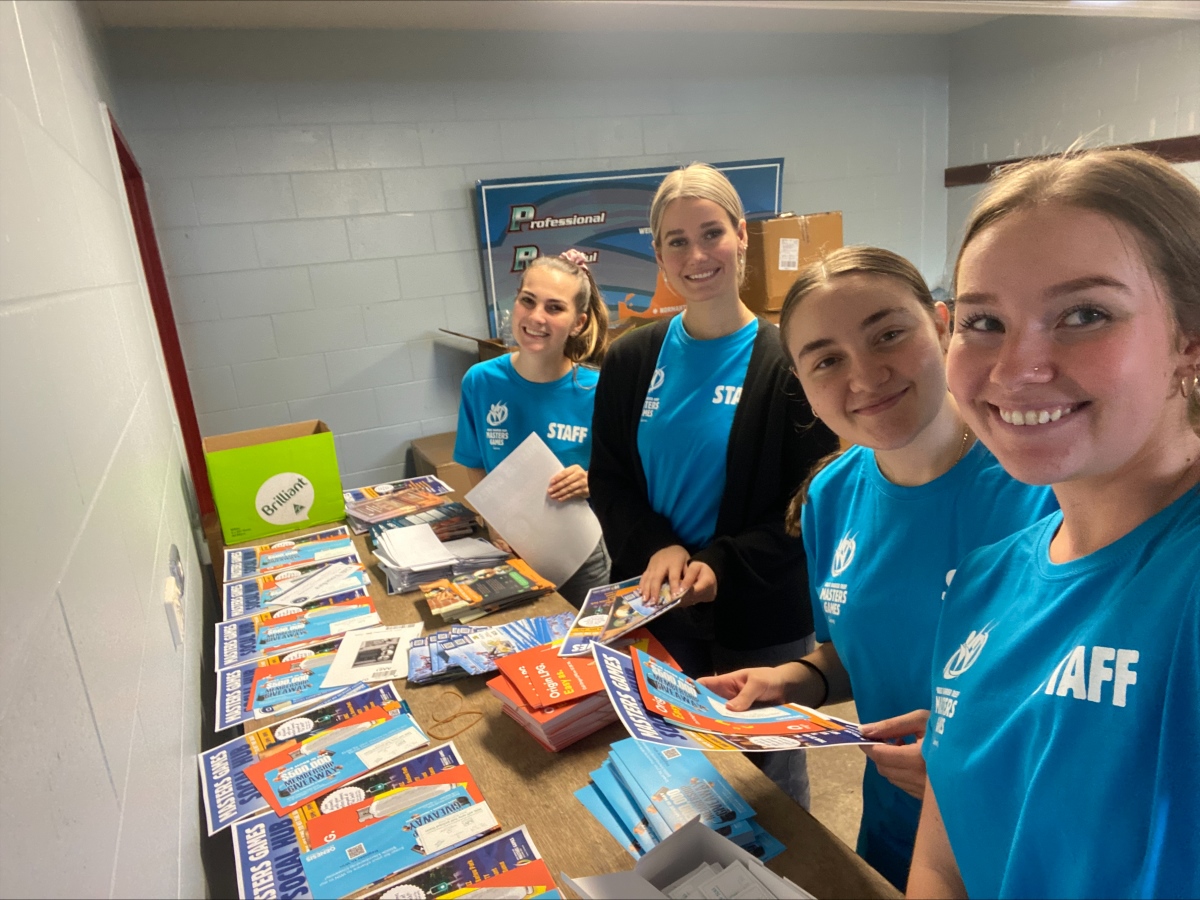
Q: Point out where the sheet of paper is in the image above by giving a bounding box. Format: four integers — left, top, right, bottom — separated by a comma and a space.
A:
466, 432, 602, 587
376, 523, 457, 569
320, 623, 424, 688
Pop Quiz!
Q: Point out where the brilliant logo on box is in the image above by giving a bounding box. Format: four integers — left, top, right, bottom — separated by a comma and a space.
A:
256, 472, 315, 526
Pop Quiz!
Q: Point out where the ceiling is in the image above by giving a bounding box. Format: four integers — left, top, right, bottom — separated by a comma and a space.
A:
91, 0, 1200, 34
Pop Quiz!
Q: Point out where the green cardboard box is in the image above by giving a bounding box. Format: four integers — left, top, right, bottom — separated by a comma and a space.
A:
203, 420, 346, 545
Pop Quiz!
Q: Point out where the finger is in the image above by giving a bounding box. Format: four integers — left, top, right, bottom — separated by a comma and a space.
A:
859, 708, 930, 741
725, 679, 766, 712
678, 562, 701, 594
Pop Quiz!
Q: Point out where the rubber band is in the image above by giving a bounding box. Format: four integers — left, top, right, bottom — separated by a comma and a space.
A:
426, 690, 484, 740
795, 658, 830, 708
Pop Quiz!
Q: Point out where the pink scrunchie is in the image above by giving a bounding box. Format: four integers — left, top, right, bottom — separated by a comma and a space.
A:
559, 248, 590, 271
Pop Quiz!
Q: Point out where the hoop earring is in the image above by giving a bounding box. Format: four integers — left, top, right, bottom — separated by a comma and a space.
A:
1182, 372, 1200, 399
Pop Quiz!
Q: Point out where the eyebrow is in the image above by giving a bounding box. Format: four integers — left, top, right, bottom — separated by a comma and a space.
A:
662, 220, 724, 238
795, 306, 908, 358
955, 274, 1131, 306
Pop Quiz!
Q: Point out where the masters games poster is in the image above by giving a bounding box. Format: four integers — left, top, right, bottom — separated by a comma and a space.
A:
475, 158, 784, 337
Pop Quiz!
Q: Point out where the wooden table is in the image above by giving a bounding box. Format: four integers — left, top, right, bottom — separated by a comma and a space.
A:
205, 517, 899, 899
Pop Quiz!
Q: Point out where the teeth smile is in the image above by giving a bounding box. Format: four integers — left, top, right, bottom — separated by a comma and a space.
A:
998, 405, 1077, 426
685, 270, 718, 281
522, 327, 549, 337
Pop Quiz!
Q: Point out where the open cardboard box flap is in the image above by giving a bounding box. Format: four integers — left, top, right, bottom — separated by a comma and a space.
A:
561, 818, 814, 899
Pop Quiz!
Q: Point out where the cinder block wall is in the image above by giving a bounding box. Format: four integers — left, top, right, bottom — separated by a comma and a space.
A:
945, 18, 1200, 271
0, 1, 206, 896
107, 28, 952, 490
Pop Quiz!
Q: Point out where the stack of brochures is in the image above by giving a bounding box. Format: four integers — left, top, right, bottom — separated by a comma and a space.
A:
488, 641, 616, 750
574, 737, 785, 862
406, 612, 575, 685
215, 527, 388, 731
419, 559, 555, 622
220, 700, 507, 896
486, 629, 676, 751
370, 501, 479, 544
343, 474, 455, 534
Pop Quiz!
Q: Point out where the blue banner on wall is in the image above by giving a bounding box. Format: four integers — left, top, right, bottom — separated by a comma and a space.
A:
474, 158, 784, 338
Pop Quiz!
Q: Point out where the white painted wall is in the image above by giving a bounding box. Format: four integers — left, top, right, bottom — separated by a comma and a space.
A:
0, 1, 206, 896
106, 27, 951, 490
945, 17, 1200, 273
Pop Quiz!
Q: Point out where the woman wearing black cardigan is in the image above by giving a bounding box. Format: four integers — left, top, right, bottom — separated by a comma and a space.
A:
589, 163, 836, 807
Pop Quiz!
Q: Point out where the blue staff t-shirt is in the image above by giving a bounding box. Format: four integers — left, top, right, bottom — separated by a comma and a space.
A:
925, 486, 1200, 899
802, 441, 1055, 889
453, 354, 599, 473
636, 315, 757, 549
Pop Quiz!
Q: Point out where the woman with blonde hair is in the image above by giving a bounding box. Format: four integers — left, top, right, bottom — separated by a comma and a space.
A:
909, 148, 1200, 898
701, 246, 1054, 888
454, 249, 610, 606
588, 163, 838, 807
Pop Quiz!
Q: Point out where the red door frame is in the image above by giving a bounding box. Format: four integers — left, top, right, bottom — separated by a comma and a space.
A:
110, 113, 215, 516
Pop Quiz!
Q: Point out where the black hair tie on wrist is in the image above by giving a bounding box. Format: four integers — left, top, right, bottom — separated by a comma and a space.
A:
795, 658, 829, 708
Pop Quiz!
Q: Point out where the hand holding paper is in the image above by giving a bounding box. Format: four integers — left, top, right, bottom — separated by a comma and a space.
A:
465, 433, 601, 587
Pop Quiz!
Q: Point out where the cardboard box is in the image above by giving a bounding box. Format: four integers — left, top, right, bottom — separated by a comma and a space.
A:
561, 818, 813, 899
743, 211, 844, 313
440, 328, 509, 362
203, 420, 346, 545
410, 431, 481, 500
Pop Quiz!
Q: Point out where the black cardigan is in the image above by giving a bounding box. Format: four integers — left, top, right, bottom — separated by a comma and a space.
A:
589, 317, 838, 652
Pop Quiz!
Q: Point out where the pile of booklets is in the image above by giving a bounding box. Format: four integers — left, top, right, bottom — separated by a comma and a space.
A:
485, 629, 673, 751
216, 526, 392, 731
420, 559, 555, 622
407, 612, 574, 685
575, 737, 785, 862
342, 475, 455, 534
198, 684, 546, 898
370, 501, 478, 544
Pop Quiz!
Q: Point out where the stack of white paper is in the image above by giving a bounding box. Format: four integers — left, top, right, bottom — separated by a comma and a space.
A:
375, 524, 459, 593
442, 537, 509, 574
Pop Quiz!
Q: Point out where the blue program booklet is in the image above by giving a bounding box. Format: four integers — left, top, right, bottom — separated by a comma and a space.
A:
575, 783, 641, 859
608, 737, 756, 834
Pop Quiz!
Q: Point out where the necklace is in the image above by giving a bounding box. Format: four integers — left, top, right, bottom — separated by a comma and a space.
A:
955, 423, 972, 465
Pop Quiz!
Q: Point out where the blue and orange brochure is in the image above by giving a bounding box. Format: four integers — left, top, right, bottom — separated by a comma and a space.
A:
243, 705, 428, 817
361, 825, 559, 900
200, 683, 405, 835
299, 742, 479, 848
244, 648, 345, 718
223, 525, 359, 582
297, 780, 497, 896
559, 577, 678, 657
231, 743, 478, 900
631, 646, 848, 737
592, 642, 873, 752
222, 556, 368, 620
215, 595, 380, 669
216, 637, 358, 731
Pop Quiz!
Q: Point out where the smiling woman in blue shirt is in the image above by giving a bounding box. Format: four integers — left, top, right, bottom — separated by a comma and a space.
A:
910, 148, 1200, 899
